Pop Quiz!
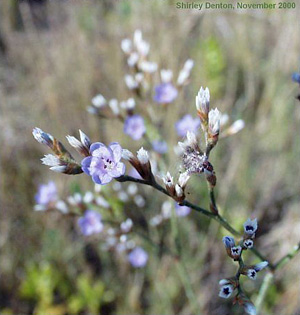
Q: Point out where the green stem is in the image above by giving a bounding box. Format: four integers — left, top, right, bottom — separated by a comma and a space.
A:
255, 272, 274, 314
176, 261, 202, 315
116, 175, 271, 265
170, 207, 202, 314
274, 243, 300, 270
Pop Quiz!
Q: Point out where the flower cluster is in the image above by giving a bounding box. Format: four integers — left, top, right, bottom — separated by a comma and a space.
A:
220, 218, 268, 315
32, 30, 252, 313
149, 201, 191, 227
32, 128, 89, 175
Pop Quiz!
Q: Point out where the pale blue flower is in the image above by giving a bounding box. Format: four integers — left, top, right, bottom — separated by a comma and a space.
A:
175, 114, 200, 137
128, 247, 148, 268
78, 210, 103, 236
81, 142, 125, 185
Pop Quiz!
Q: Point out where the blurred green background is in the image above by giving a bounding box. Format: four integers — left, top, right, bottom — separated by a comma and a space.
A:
1, 0, 300, 314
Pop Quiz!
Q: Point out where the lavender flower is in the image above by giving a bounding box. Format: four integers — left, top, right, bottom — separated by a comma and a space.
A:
243, 218, 258, 235
154, 83, 178, 104
78, 210, 103, 236
35, 181, 57, 205
81, 142, 125, 185
175, 114, 201, 137
175, 203, 191, 217
152, 140, 168, 154
292, 72, 300, 84
124, 115, 146, 140
222, 236, 235, 249
128, 247, 148, 268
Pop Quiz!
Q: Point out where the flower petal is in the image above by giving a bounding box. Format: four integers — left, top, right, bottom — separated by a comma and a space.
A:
109, 142, 123, 162
91, 142, 113, 159
99, 173, 113, 185
81, 156, 93, 175
92, 174, 103, 184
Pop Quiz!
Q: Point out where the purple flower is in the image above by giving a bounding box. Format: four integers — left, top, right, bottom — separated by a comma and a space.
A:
175, 114, 201, 137
128, 247, 148, 268
152, 140, 168, 154
81, 142, 125, 185
35, 181, 57, 205
124, 115, 146, 140
292, 72, 300, 83
175, 203, 191, 217
154, 83, 178, 104
78, 210, 103, 236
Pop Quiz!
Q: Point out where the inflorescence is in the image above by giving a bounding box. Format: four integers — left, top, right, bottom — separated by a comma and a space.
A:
31, 30, 256, 312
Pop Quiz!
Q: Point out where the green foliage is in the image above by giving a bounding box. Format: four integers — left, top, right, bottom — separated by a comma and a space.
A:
196, 37, 226, 97
19, 262, 67, 314
67, 274, 106, 314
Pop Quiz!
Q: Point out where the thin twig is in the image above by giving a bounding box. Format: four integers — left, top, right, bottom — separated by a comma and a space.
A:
274, 242, 300, 270
116, 175, 272, 266
255, 272, 274, 314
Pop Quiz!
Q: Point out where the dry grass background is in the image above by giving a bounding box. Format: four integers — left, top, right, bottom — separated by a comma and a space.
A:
1, 0, 300, 314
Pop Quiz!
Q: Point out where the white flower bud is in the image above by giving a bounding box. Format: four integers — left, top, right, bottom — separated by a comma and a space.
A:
92, 94, 106, 108
55, 200, 68, 214
127, 52, 139, 67
125, 74, 138, 89
160, 69, 173, 83
121, 38, 132, 54
109, 99, 119, 115
196, 86, 210, 113
228, 119, 245, 135
162, 172, 174, 187
137, 147, 149, 164
178, 171, 190, 189
208, 108, 221, 136
175, 184, 184, 197
140, 61, 157, 73
121, 149, 134, 161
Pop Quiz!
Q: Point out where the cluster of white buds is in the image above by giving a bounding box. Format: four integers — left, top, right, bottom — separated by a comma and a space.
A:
99, 219, 136, 254
112, 180, 145, 208
88, 94, 124, 118
195, 87, 222, 152
124, 73, 144, 91
220, 218, 268, 315
161, 171, 190, 202
34, 198, 68, 214
88, 91, 139, 120
66, 130, 91, 157
121, 30, 157, 74
177, 131, 217, 187
177, 59, 194, 86
67, 191, 94, 207
32, 128, 84, 175
160, 69, 173, 83
121, 147, 155, 183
